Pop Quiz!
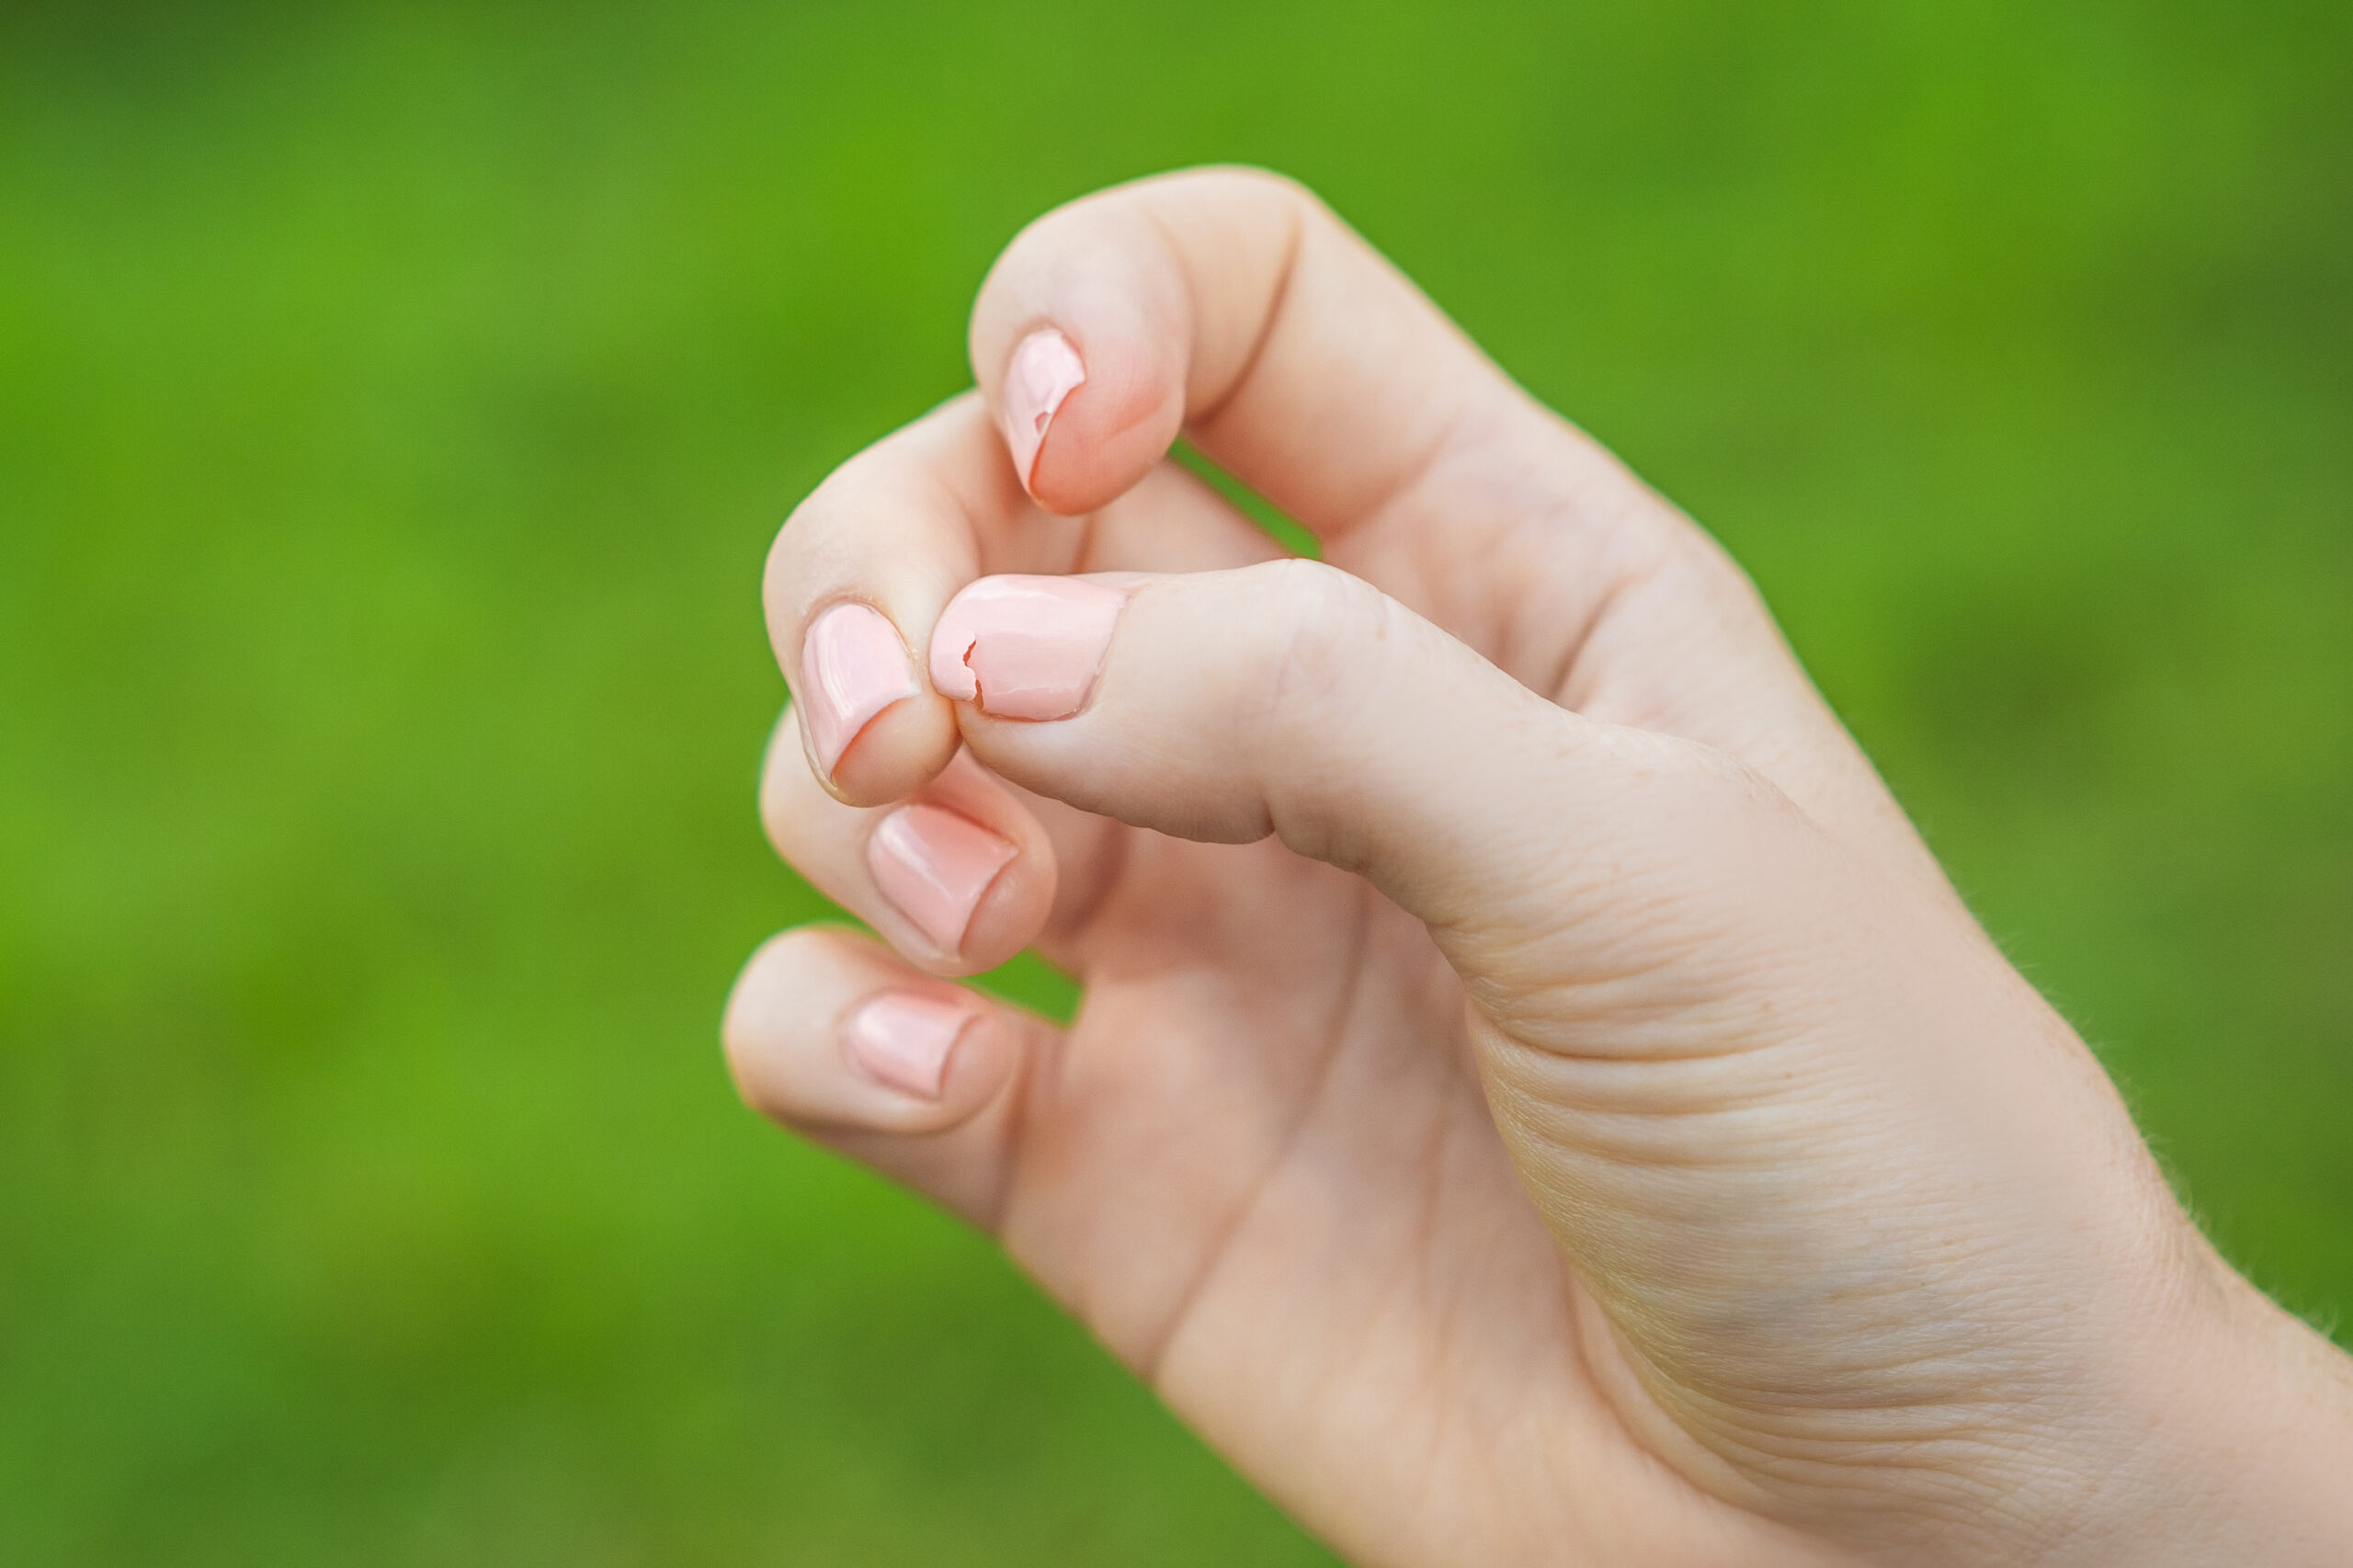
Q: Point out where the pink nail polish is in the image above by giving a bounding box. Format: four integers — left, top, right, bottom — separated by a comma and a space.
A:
927, 575, 1128, 721
867, 803, 1017, 952
1000, 328, 1086, 491
800, 602, 921, 778
844, 993, 972, 1100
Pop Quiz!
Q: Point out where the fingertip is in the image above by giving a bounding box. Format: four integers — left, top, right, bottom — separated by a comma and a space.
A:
722, 928, 1016, 1138
999, 328, 1086, 492
916, 998, 1017, 1118
840, 992, 982, 1103
813, 691, 961, 807
839, 987, 1017, 1136
791, 602, 961, 805
762, 426, 986, 809
950, 809, 1055, 971
797, 602, 917, 772
975, 202, 1188, 517
860, 781, 1057, 977
864, 803, 1016, 956
925, 574, 1131, 722
1018, 330, 1184, 516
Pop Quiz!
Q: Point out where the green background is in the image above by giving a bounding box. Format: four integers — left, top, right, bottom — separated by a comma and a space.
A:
4, 1, 2347, 1562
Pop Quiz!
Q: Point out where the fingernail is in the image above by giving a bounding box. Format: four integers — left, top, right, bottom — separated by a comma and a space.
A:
867, 803, 1018, 952
926, 575, 1128, 721
1000, 328, 1086, 491
800, 602, 921, 778
843, 993, 972, 1100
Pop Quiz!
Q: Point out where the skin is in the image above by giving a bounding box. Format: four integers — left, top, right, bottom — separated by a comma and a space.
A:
722, 167, 2353, 1566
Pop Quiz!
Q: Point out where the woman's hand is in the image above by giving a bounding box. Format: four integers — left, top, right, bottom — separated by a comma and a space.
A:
722, 168, 2353, 1566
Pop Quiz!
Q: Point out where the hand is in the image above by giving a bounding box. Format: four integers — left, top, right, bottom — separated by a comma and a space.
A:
723, 168, 2353, 1565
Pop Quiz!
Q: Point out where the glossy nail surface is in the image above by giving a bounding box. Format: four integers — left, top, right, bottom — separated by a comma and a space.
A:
800, 602, 921, 777
927, 575, 1128, 721
1000, 328, 1086, 490
843, 993, 971, 1099
867, 803, 1017, 952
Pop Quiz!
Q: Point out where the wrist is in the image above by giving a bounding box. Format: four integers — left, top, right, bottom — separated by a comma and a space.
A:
2055, 1242, 2353, 1566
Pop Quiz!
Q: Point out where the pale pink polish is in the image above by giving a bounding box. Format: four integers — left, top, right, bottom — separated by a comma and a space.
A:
800, 602, 921, 778
843, 993, 972, 1100
1000, 328, 1086, 490
867, 803, 1018, 952
926, 575, 1128, 721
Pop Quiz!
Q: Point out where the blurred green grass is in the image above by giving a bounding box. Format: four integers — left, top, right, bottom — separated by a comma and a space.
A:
2, 1, 2347, 1562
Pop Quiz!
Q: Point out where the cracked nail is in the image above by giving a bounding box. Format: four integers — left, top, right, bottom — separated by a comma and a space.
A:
926, 575, 1127, 721
1000, 328, 1086, 492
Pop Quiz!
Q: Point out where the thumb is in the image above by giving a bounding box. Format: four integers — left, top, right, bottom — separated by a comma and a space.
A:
923, 560, 1802, 1043
924, 561, 2230, 1550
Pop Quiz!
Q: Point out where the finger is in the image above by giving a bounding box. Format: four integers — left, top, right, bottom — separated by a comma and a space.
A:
972, 165, 1598, 543
766, 453, 1283, 967
759, 702, 1133, 978
766, 395, 1287, 810
722, 926, 1049, 1227
765, 398, 1023, 808
966, 165, 1859, 846
760, 723, 1056, 977
961, 169, 1955, 892
926, 560, 1793, 1044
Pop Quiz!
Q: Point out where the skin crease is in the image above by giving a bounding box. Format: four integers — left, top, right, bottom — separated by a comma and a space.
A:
722, 168, 2353, 1566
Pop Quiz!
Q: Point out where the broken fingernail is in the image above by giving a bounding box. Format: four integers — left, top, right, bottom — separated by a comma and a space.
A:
1000, 328, 1086, 492
926, 575, 1127, 722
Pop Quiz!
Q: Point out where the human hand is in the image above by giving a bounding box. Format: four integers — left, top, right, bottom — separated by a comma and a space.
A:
723, 168, 2353, 1565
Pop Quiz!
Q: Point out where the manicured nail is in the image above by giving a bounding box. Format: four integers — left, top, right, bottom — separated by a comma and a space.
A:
1000, 328, 1086, 490
843, 993, 972, 1100
927, 575, 1128, 721
800, 602, 921, 778
867, 803, 1017, 952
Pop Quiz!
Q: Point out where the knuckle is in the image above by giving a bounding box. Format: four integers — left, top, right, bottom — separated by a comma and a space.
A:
1151, 162, 1326, 219
773, 448, 878, 562
761, 470, 862, 632
1251, 557, 1394, 721
766, 415, 937, 590
1634, 730, 1808, 840
1185, 162, 1321, 213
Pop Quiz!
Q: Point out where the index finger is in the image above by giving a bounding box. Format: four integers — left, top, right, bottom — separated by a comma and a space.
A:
761, 396, 1009, 806
763, 392, 1287, 807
